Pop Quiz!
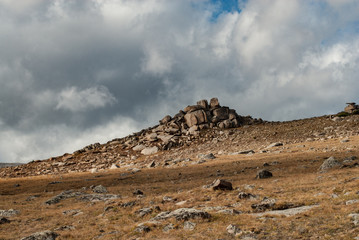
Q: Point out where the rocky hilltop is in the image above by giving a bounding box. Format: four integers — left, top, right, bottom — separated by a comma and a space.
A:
0, 98, 262, 178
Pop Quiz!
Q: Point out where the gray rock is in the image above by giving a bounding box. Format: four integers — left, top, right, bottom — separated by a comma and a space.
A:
54, 225, 75, 231
349, 213, 359, 226
79, 194, 121, 202
0, 209, 20, 217
256, 169, 273, 179
252, 205, 318, 217
198, 153, 216, 160
226, 224, 242, 235
132, 144, 146, 151
136, 207, 153, 217
238, 192, 257, 199
92, 185, 108, 194
163, 223, 174, 232
152, 208, 211, 221
141, 146, 158, 155
183, 221, 196, 230
45, 190, 84, 205
346, 199, 359, 205
319, 157, 342, 171
134, 223, 151, 233
20, 230, 58, 240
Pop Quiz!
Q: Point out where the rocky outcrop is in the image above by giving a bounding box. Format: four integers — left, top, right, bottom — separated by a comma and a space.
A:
344, 102, 359, 113
0, 98, 262, 178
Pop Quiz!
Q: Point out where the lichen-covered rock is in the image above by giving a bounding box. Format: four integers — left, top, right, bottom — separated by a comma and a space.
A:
319, 156, 342, 171
20, 230, 58, 240
152, 208, 211, 221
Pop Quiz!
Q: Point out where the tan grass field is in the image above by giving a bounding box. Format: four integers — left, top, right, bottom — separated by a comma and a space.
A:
1, 122, 359, 239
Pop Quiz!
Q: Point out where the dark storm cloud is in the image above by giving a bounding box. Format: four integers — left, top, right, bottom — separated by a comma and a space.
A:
0, 0, 358, 162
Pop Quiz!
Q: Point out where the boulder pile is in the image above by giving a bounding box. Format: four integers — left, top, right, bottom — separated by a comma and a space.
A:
133, 98, 258, 151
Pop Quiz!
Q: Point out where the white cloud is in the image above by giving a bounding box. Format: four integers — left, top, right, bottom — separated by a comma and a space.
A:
0, 0, 359, 162
56, 86, 117, 112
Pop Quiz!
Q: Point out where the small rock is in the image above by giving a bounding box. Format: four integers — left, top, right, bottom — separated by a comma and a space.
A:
319, 157, 342, 171
256, 169, 273, 179
133, 144, 146, 151
90, 168, 98, 173
238, 192, 257, 199
92, 185, 108, 194
349, 213, 359, 226
210, 179, 233, 190
183, 221, 196, 230
0, 209, 20, 217
346, 199, 359, 205
134, 223, 151, 233
54, 225, 75, 231
198, 153, 216, 160
147, 160, 156, 168
266, 142, 283, 148
226, 224, 242, 236
175, 200, 187, 206
136, 207, 153, 217
0, 217, 10, 224
163, 223, 174, 232
20, 230, 58, 240
133, 189, 144, 196
110, 164, 120, 169
152, 208, 211, 221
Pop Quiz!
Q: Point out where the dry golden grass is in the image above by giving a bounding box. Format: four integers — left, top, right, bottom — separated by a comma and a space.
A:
1, 137, 359, 239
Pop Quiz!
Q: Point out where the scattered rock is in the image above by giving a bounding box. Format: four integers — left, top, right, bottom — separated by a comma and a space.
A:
266, 142, 283, 148
133, 189, 144, 196
238, 192, 257, 199
210, 179, 233, 190
152, 208, 211, 221
252, 205, 318, 217
136, 207, 153, 217
54, 225, 75, 231
163, 223, 174, 232
147, 160, 156, 168
217, 209, 242, 215
62, 209, 83, 216
319, 157, 342, 171
92, 185, 108, 194
226, 224, 242, 236
251, 197, 276, 212
45, 190, 84, 205
20, 230, 58, 240
349, 213, 359, 226
183, 221, 196, 230
141, 146, 159, 156
346, 199, 359, 205
110, 164, 120, 169
134, 223, 151, 233
133, 144, 146, 151
0, 209, 20, 217
256, 169, 273, 179
198, 153, 216, 160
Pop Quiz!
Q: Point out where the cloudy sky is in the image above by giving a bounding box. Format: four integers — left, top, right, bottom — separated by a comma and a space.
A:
0, 0, 358, 163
